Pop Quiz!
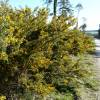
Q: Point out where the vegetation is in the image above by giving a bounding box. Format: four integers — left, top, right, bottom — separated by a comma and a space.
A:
0, 1, 96, 100
44, 0, 72, 16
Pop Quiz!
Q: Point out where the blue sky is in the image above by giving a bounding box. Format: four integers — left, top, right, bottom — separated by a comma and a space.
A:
9, 0, 100, 30
70, 0, 100, 30
9, 0, 43, 9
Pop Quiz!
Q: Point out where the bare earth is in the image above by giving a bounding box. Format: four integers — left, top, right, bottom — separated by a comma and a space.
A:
94, 38, 100, 100
80, 38, 100, 100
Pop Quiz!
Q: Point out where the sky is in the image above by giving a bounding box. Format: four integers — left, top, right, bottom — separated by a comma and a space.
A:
8, 0, 100, 30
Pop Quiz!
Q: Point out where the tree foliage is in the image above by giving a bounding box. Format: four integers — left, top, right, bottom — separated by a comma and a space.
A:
0, 1, 96, 100
44, 0, 72, 16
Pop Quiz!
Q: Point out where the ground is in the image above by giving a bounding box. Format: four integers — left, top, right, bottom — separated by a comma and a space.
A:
94, 38, 100, 100
79, 38, 100, 100
87, 38, 100, 100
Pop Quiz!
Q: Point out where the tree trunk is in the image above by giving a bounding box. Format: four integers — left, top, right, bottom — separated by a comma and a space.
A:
53, 0, 57, 16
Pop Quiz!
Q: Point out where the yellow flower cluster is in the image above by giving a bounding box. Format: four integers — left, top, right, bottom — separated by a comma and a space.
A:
34, 83, 54, 96
5, 36, 18, 44
0, 96, 6, 100
9, 27, 14, 33
6, 16, 10, 21
0, 52, 8, 60
48, 84, 55, 91
63, 79, 68, 84
0, 16, 2, 20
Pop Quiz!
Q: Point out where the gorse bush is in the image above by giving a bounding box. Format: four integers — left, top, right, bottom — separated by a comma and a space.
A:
0, 1, 96, 100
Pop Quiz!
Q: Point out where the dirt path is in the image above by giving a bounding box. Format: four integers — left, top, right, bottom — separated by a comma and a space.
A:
80, 38, 100, 100
94, 38, 100, 100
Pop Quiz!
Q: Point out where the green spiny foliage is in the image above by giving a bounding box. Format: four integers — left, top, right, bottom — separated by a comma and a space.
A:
0, 1, 96, 100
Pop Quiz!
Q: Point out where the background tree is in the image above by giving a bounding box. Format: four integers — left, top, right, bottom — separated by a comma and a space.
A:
79, 17, 87, 31
75, 3, 83, 28
44, 0, 57, 16
44, 0, 72, 16
58, 0, 72, 16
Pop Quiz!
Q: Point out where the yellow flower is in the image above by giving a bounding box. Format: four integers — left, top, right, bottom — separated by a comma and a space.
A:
48, 84, 54, 91
0, 96, 6, 100
40, 59, 45, 64
19, 13, 24, 18
0, 16, 2, 20
48, 86, 54, 91
9, 27, 14, 32
63, 55, 68, 60
6, 16, 10, 21
64, 79, 68, 84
